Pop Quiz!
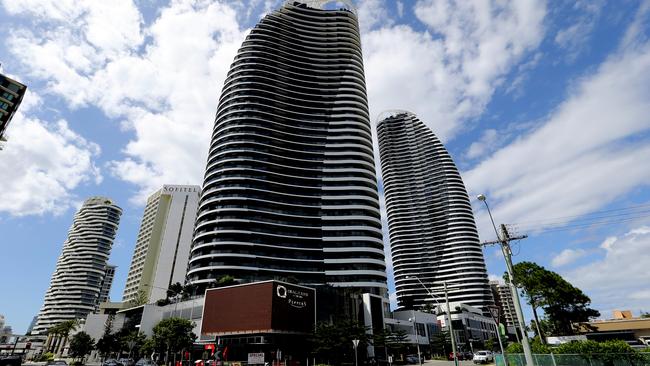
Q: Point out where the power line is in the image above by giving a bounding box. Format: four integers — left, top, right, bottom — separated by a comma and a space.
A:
521, 214, 650, 235
515, 209, 650, 229
511, 202, 650, 225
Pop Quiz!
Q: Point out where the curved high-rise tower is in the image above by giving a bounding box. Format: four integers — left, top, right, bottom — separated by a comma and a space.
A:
377, 111, 493, 311
34, 197, 122, 334
187, 1, 386, 295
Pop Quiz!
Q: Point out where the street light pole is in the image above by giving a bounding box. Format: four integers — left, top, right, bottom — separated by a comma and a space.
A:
409, 310, 422, 365
406, 276, 458, 366
477, 194, 534, 366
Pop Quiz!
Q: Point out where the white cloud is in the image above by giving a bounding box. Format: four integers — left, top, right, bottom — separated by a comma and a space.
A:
466, 129, 500, 159
3, 0, 144, 55
600, 236, 617, 251
553, 0, 603, 62
466, 15, 650, 235
629, 290, 650, 300
565, 226, 650, 312
5, 0, 547, 204
488, 274, 502, 283
5, 0, 248, 202
357, 0, 394, 33
0, 93, 102, 216
551, 248, 587, 267
364, 0, 546, 140
396, 1, 404, 18
388, 291, 398, 310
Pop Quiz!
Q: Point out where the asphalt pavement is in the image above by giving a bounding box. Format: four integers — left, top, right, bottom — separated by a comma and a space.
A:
422, 360, 495, 366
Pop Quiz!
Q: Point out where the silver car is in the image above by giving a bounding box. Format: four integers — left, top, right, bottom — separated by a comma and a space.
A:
473, 351, 494, 364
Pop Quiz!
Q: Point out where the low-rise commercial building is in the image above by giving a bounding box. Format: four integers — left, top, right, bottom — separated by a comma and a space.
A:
386, 310, 440, 357
577, 310, 650, 347
436, 304, 499, 351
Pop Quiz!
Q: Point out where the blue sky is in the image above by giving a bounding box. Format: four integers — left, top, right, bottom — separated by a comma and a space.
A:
1, 0, 650, 334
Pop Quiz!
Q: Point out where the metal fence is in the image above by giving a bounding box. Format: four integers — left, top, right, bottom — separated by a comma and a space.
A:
495, 353, 650, 366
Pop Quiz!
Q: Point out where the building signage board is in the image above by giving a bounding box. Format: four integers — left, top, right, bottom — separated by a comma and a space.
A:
201, 280, 316, 336
162, 185, 199, 193
248, 353, 265, 364
271, 282, 316, 333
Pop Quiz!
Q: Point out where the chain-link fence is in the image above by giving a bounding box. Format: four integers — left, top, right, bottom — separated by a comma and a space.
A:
495, 353, 650, 366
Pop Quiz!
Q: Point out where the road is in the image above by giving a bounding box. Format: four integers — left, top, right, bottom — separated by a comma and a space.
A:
422, 360, 495, 366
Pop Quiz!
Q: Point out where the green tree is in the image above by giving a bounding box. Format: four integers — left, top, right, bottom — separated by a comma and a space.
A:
69, 332, 95, 362
167, 282, 184, 300
207, 275, 238, 289
372, 328, 408, 358
484, 338, 497, 352
140, 338, 156, 360
312, 319, 370, 365
128, 290, 149, 307
151, 317, 196, 365
508, 261, 600, 336
96, 333, 119, 360
430, 331, 451, 356
49, 319, 80, 356
119, 330, 147, 359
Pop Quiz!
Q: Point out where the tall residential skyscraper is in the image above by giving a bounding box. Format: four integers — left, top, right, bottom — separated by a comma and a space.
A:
122, 185, 200, 303
187, 1, 386, 295
490, 280, 517, 330
377, 111, 494, 311
0, 73, 26, 143
34, 197, 122, 334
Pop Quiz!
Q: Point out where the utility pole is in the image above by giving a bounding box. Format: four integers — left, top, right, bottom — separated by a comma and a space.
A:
482, 225, 534, 366
445, 282, 459, 366
477, 194, 534, 366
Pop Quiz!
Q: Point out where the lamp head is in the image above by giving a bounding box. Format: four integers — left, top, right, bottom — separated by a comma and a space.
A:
477, 194, 486, 202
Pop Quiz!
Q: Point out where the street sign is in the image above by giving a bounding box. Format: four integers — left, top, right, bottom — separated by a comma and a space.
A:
388, 356, 393, 364
248, 353, 265, 364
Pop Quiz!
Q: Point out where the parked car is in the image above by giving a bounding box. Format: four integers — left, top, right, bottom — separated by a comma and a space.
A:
102, 359, 123, 366
135, 359, 154, 366
448, 352, 463, 361
118, 359, 135, 366
0, 355, 22, 366
473, 351, 494, 364
405, 355, 419, 364
45, 361, 68, 366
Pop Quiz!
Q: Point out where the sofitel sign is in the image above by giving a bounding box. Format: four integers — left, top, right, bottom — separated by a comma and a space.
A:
162, 185, 199, 193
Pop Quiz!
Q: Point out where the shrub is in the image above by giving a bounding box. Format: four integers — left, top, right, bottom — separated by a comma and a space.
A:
37, 352, 55, 362
505, 339, 550, 354
555, 340, 643, 365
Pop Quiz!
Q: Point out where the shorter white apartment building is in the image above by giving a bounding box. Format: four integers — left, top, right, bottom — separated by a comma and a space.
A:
436, 304, 499, 351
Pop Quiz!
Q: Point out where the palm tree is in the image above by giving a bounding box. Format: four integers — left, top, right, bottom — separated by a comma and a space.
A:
52, 319, 80, 357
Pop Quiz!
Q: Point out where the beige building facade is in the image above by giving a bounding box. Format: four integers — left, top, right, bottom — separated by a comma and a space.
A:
122, 185, 200, 304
